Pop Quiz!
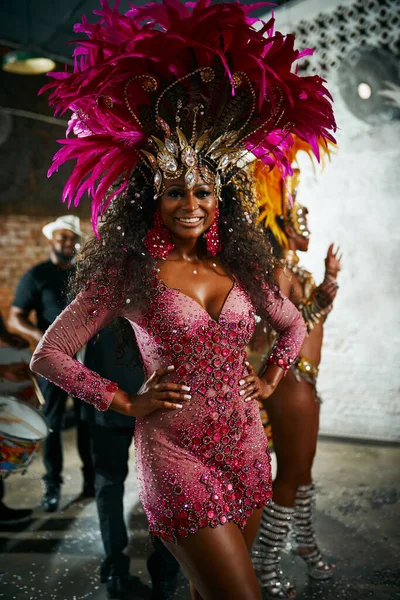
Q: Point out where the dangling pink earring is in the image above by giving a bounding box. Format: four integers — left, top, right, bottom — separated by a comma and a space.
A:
144, 209, 175, 259
205, 207, 222, 256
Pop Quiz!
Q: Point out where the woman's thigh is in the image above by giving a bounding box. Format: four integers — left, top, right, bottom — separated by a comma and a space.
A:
266, 375, 320, 476
162, 522, 262, 600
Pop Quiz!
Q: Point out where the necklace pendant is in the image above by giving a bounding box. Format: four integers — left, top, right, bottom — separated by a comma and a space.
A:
193, 269, 198, 275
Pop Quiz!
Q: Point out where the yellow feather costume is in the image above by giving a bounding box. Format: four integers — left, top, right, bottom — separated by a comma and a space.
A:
253, 137, 333, 247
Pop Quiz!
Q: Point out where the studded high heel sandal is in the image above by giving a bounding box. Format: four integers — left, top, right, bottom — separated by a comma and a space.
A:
252, 502, 296, 598
293, 483, 336, 580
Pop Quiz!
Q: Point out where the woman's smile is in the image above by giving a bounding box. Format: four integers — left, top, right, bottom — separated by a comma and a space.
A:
174, 215, 205, 228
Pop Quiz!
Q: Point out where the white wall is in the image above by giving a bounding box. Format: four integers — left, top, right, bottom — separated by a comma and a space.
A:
267, 0, 400, 441
296, 92, 400, 442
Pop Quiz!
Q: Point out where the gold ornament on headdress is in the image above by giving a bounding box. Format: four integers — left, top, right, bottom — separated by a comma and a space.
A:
126, 66, 282, 199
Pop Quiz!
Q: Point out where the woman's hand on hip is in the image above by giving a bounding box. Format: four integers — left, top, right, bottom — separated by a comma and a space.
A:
239, 362, 276, 403
126, 365, 191, 417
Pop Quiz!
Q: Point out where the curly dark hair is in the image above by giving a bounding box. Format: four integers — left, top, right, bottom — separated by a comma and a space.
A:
267, 225, 285, 260
70, 169, 279, 336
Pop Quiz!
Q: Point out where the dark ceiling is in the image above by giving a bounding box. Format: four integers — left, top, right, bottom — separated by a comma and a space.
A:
0, 0, 295, 62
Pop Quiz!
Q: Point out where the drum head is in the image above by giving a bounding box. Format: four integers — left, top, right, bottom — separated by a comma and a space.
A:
0, 346, 32, 395
0, 396, 48, 442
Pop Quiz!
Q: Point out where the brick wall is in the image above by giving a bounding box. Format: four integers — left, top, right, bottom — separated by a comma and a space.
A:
0, 56, 92, 324
0, 215, 91, 324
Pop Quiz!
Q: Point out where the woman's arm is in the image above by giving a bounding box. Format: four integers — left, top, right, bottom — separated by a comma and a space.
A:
299, 244, 341, 331
239, 280, 306, 402
30, 282, 121, 411
262, 284, 306, 376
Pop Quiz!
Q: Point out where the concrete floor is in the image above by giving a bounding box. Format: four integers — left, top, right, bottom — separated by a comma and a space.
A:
1, 430, 399, 600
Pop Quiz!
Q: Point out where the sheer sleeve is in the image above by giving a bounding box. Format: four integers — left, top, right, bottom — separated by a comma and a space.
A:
30, 282, 123, 411
262, 285, 306, 374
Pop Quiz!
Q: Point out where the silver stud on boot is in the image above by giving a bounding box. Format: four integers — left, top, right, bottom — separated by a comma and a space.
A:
252, 502, 296, 598
293, 483, 336, 580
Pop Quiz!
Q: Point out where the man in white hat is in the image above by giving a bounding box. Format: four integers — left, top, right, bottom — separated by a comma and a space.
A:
8, 215, 94, 512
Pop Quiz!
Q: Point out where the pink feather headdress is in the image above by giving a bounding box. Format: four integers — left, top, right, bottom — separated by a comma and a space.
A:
42, 0, 336, 235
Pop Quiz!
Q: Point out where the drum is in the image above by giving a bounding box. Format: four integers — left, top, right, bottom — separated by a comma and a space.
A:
0, 396, 48, 475
0, 346, 34, 397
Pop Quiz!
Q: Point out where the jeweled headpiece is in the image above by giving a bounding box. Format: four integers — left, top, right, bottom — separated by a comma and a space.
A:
42, 0, 336, 235
255, 137, 333, 246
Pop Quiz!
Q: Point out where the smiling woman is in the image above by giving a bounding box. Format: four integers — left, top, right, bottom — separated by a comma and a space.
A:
29, 1, 335, 598
31, 161, 307, 600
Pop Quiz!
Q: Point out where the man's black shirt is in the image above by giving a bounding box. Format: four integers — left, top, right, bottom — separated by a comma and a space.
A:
80, 326, 142, 428
12, 260, 73, 332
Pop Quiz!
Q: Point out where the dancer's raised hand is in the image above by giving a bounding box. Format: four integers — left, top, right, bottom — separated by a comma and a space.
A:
325, 243, 342, 279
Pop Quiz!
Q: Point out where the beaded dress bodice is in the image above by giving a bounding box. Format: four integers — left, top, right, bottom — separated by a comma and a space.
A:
31, 275, 305, 541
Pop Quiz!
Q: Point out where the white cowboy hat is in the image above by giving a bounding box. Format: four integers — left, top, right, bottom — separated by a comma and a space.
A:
42, 215, 82, 240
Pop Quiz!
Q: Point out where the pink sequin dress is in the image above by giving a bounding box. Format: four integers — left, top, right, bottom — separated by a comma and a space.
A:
31, 276, 305, 542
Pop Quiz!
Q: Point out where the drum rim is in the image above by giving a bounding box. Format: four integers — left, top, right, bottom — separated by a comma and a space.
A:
0, 463, 32, 473
0, 395, 48, 442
